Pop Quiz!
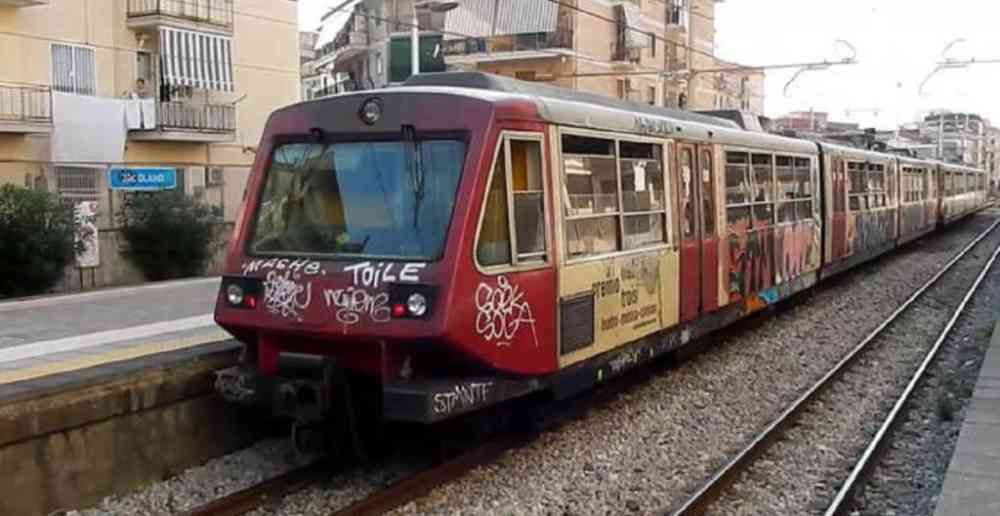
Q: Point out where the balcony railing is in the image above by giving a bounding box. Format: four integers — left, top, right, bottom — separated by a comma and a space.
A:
612, 44, 642, 64
0, 83, 52, 128
127, 0, 233, 27
158, 102, 235, 132
443, 31, 574, 57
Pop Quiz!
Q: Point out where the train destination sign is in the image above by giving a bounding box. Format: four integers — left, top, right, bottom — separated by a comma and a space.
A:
108, 167, 177, 191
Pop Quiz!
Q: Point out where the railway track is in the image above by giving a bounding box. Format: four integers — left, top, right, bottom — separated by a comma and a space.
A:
667, 216, 1000, 516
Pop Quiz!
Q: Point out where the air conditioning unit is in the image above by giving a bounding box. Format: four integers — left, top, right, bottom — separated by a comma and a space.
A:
207, 167, 224, 186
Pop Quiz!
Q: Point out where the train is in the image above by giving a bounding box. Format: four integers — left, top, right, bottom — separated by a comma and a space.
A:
212, 72, 990, 453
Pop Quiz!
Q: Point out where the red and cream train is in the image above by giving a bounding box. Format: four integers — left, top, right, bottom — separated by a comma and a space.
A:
213, 72, 989, 437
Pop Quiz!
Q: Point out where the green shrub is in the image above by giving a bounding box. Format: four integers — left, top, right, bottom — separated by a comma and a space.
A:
0, 184, 79, 298
119, 191, 223, 281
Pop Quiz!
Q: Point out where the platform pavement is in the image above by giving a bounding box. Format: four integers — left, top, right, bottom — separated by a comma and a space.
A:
0, 277, 235, 389
934, 320, 1000, 516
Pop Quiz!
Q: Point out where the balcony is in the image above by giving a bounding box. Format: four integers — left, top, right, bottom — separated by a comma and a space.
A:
611, 44, 642, 65
126, 0, 233, 32
315, 28, 368, 70
0, 0, 49, 6
129, 101, 235, 143
0, 83, 52, 134
443, 31, 575, 64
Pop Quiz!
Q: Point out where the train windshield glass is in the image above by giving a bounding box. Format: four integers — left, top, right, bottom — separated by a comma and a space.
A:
249, 140, 465, 260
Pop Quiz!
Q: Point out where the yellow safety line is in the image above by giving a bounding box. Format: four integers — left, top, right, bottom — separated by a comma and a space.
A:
0, 329, 232, 385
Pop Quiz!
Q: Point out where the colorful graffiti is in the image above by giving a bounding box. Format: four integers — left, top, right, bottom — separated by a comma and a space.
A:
727, 223, 774, 303
853, 210, 895, 255
774, 222, 819, 284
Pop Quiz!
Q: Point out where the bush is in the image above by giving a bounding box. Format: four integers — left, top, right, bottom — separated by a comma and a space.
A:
119, 191, 223, 281
0, 184, 79, 298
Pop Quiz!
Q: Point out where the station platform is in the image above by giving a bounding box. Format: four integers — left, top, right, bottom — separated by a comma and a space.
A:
0, 277, 237, 395
935, 320, 1000, 516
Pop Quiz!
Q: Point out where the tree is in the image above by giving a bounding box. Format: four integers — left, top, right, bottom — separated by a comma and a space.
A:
0, 185, 79, 298
119, 191, 223, 281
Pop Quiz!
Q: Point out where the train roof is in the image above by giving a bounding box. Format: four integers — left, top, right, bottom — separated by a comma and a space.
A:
404, 72, 740, 129
403, 72, 817, 155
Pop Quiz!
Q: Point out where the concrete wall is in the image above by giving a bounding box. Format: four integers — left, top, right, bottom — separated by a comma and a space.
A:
0, 348, 256, 516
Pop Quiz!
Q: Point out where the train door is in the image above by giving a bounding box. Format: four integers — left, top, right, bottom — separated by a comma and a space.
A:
676, 143, 718, 321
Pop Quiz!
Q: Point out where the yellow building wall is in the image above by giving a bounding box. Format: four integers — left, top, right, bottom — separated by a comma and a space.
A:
0, 0, 298, 220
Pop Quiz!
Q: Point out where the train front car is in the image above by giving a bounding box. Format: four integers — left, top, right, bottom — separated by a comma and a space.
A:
212, 85, 557, 449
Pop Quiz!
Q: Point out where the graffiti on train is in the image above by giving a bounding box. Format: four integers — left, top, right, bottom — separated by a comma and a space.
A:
727, 217, 774, 302
853, 211, 894, 255
475, 275, 538, 348
262, 270, 312, 321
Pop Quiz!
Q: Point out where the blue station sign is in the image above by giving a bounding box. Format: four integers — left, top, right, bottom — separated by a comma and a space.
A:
108, 167, 177, 191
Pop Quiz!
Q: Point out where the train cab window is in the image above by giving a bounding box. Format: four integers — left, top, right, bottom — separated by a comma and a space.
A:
478, 149, 512, 266
562, 134, 621, 258
511, 140, 546, 260
621, 141, 667, 250
476, 135, 548, 268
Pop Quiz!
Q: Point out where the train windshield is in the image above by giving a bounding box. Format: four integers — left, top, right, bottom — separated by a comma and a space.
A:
249, 140, 465, 260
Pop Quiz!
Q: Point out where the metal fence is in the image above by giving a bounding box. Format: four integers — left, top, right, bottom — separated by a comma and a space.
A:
158, 102, 235, 132
126, 0, 233, 27
0, 83, 52, 123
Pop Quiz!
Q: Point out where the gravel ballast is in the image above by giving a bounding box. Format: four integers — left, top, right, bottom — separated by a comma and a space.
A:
705, 212, 1000, 515
385, 214, 1000, 516
71, 213, 999, 516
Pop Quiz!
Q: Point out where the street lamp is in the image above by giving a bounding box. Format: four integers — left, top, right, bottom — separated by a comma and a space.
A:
412, 1, 460, 77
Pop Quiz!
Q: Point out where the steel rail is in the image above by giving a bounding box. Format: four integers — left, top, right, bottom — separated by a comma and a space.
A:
178, 460, 333, 516
327, 435, 523, 516
667, 216, 1000, 516
824, 233, 1000, 515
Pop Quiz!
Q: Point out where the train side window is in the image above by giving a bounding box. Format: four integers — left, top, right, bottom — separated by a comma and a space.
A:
700, 149, 715, 236
794, 157, 813, 220
725, 152, 751, 205
751, 153, 774, 225
776, 156, 796, 223
725, 151, 752, 230
848, 161, 866, 211
562, 134, 620, 258
477, 144, 512, 267
620, 141, 667, 250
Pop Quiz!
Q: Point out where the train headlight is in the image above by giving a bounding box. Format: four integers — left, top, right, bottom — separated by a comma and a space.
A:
360, 98, 382, 125
226, 284, 245, 306
406, 293, 427, 317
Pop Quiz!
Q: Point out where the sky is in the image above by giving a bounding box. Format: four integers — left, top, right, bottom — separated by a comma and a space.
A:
297, 0, 1000, 130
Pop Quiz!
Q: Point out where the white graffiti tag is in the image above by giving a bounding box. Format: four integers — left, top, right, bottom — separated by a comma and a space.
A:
323, 287, 391, 325
475, 276, 538, 347
262, 270, 312, 320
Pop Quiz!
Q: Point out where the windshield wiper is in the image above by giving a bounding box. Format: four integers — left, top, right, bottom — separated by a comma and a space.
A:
402, 125, 424, 227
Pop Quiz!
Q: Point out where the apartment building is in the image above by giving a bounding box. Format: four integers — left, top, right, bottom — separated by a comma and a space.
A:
310, 0, 764, 114
0, 0, 299, 289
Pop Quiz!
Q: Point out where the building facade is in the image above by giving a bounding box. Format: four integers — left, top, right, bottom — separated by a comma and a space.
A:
309, 0, 764, 114
0, 0, 299, 290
